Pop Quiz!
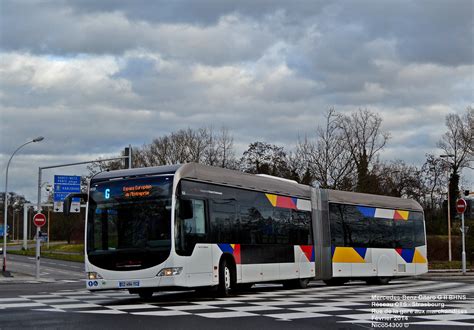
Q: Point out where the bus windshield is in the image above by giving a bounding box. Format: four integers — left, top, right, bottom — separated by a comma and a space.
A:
87, 175, 173, 271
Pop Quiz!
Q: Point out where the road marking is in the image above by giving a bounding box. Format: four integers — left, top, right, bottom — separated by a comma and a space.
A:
0, 298, 30, 302
195, 311, 258, 318
0, 302, 46, 308
105, 304, 159, 310
50, 303, 101, 309
132, 310, 190, 316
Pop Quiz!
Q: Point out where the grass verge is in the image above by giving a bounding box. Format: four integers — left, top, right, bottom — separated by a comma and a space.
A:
8, 244, 84, 263
429, 260, 472, 270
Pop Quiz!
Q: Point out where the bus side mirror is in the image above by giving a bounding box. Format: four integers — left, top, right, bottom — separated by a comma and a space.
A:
63, 193, 88, 216
179, 199, 193, 219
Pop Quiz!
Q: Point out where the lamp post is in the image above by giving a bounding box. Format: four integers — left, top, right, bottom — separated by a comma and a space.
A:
440, 154, 455, 263
3, 136, 44, 274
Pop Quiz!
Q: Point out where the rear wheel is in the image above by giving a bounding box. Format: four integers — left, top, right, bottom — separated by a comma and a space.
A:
235, 283, 253, 292
366, 277, 391, 285
323, 278, 346, 286
283, 278, 311, 289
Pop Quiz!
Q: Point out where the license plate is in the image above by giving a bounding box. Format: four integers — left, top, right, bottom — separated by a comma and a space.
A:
118, 280, 140, 288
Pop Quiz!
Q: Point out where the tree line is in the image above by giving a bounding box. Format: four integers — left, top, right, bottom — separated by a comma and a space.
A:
2, 107, 471, 243
90, 107, 472, 235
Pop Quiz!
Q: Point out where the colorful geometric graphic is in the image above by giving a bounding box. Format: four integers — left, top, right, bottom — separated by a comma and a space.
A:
265, 194, 311, 211
332, 247, 366, 263
374, 208, 395, 219
357, 206, 376, 217
353, 247, 367, 259
356, 206, 410, 221
412, 249, 427, 263
396, 248, 415, 263
265, 194, 297, 209
394, 210, 409, 220
300, 245, 315, 262
218, 244, 241, 264
396, 248, 426, 264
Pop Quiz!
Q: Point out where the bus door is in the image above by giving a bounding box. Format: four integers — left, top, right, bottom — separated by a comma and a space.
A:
177, 199, 213, 286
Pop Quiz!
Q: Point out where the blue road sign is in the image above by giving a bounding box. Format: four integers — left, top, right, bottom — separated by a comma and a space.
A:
54, 175, 81, 185
0, 225, 10, 236
54, 175, 81, 202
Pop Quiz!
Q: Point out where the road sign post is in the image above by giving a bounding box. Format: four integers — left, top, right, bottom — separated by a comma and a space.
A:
33, 212, 47, 280
456, 198, 467, 275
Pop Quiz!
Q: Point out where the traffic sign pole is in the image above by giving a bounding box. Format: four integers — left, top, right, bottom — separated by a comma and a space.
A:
33, 212, 47, 280
456, 199, 467, 275
462, 212, 466, 275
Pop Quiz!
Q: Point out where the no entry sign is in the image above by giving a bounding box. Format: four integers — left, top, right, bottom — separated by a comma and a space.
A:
33, 213, 47, 228
456, 198, 467, 214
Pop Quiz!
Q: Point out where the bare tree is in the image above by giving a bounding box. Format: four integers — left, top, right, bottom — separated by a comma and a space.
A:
337, 109, 390, 193
296, 109, 355, 189
87, 127, 237, 177
240, 141, 291, 178
203, 127, 237, 168
437, 107, 473, 221
376, 160, 422, 200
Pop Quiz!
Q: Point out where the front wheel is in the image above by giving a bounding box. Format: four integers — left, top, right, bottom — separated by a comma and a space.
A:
137, 289, 154, 299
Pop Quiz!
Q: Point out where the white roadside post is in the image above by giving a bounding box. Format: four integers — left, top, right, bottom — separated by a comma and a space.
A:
456, 199, 467, 275
36, 167, 42, 279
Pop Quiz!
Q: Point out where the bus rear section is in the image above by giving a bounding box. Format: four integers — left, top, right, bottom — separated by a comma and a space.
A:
312, 189, 428, 285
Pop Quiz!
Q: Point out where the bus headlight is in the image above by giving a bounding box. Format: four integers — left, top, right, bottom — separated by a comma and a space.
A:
157, 267, 182, 276
87, 272, 103, 280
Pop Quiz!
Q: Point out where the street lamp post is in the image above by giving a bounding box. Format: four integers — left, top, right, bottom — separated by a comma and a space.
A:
2, 136, 44, 274
440, 154, 455, 263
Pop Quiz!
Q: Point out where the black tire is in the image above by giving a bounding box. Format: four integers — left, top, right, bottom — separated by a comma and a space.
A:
283, 278, 310, 289
235, 283, 253, 292
366, 277, 391, 285
137, 289, 154, 299
217, 258, 234, 297
323, 278, 346, 286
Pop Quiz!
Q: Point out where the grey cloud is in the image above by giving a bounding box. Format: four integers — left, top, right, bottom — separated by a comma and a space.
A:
1, 0, 473, 200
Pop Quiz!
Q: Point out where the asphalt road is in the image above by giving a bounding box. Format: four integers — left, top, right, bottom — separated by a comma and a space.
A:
4, 253, 84, 280
0, 278, 473, 329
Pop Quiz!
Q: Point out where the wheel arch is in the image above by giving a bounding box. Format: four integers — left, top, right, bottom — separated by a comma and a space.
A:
219, 253, 237, 284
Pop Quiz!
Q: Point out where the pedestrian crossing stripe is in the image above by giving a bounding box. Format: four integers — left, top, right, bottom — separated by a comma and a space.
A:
1, 280, 473, 327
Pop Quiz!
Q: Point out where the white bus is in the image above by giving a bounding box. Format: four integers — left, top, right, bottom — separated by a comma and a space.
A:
65, 163, 427, 298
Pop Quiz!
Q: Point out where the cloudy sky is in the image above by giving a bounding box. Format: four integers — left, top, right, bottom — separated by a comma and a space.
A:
0, 0, 473, 202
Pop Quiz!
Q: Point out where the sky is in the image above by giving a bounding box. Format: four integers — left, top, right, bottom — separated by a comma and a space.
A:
0, 0, 473, 203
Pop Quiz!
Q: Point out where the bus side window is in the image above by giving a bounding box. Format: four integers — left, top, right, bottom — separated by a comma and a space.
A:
329, 203, 344, 247
185, 200, 206, 235
175, 198, 207, 256
412, 212, 425, 247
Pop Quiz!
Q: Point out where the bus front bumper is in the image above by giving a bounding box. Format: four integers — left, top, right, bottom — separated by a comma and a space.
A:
85, 274, 185, 291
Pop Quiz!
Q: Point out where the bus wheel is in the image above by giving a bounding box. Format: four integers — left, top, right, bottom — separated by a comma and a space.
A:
137, 289, 154, 299
323, 278, 346, 286
217, 259, 234, 297
376, 277, 391, 285
283, 278, 310, 289
366, 277, 391, 285
235, 283, 253, 292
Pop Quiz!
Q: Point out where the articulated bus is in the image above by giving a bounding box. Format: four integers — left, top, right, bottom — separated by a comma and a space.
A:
65, 163, 427, 298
